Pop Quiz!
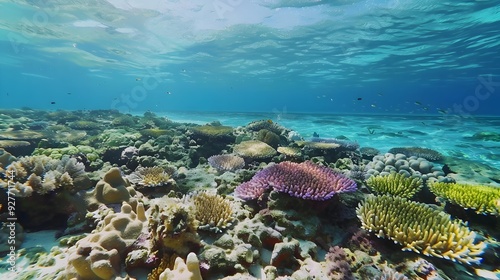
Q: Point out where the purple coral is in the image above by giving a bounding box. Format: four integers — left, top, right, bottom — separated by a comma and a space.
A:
235, 161, 357, 201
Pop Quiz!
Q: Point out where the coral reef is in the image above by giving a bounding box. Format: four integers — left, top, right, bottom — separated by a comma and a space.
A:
325, 246, 354, 280
357, 195, 486, 264
235, 161, 357, 201
207, 154, 245, 172
429, 182, 500, 215
366, 173, 423, 199
388, 147, 444, 162
246, 119, 285, 135
233, 140, 277, 160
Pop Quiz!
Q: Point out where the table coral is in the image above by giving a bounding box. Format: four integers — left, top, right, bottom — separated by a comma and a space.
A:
233, 140, 277, 160
388, 146, 444, 162
366, 173, 423, 199
429, 182, 500, 215
356, 195, 486, 264
235, 161, 357, 201
208, 154, 245, 172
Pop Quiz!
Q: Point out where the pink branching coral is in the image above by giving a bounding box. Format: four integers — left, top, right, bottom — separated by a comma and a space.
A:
235, 161, 357, 201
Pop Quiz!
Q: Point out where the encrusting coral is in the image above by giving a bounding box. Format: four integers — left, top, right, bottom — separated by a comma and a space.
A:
207, 154, 245, 172
235, 161, 357, 201
356, 195, 486, 264
429, 182, 500, 215
366, 173, 423, 199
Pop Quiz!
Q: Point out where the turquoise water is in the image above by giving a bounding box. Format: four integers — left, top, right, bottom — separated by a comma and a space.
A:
1, 1, 499, 114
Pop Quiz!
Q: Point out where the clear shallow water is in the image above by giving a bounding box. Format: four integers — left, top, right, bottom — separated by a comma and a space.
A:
1, 1, 500, 114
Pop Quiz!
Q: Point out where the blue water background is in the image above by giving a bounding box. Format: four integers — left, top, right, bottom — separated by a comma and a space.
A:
0, 1, 499, 115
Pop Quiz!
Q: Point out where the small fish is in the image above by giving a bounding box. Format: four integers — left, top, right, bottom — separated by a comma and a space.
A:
165, 91, 172, 95
423, 107, 428, 111
371, 104, 376, 107
136, 78, 141, 81
414, 101, 422, 105
357, 97, 362, 101
67, 92, 71, 95
437, 109, 448, 114
377, 93, 383, 96
50, 101, 56, 104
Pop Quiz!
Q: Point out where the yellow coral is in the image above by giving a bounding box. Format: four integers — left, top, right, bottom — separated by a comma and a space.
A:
429, 182, 500, 215
191, 191, 234, 232
356, 195, 485, 264
366, 173, 422, 199
141, 166, 171, 186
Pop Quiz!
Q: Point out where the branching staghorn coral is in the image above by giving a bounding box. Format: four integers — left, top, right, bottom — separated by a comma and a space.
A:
429, 182, 500, 215
356, 195, 486, 264
366, 173, 423, 199
187, 191, 234, 233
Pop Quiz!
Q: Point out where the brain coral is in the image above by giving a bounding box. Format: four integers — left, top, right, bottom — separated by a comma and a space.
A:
357, 195, 485, 264
388, 147, 443, 161
235, 161, 357, 201
429, 182, 500, 215
208, 154, 245, 172
366, 173, 423, 199
233, 140, 277, 160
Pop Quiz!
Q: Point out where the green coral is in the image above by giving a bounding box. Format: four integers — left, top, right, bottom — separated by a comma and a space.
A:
357, 195, 485, 264
366, 173, 422, 199
429, 182, 500, 215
